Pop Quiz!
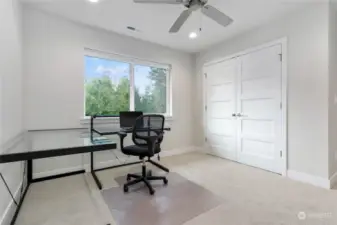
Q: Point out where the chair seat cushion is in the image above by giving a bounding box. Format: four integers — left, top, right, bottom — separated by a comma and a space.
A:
122, 145, 161, 157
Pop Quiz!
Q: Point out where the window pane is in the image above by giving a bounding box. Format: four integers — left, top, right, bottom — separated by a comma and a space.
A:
134, 65, 167, 114
85, 56, 130, 116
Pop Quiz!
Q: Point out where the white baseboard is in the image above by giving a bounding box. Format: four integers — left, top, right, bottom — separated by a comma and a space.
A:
160, 146, 200, 157
329, 171, 337, 188
83, 158, 140, 173
34, 146, 201, 177
33, 159, 139, 176
287, 170, 330, 189
33, 165, 85, 179
0, 181, 23, 225
193, 146, 207, 153
83, 146, 200, 172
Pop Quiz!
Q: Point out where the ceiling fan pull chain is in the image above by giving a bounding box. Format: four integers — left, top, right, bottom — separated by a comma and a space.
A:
199, 9, 203, 33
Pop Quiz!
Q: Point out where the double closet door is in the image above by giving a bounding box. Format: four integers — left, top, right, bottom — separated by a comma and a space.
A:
204, 45, 283, 174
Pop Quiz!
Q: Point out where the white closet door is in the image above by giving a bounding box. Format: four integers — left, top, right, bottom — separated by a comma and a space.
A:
204, 59, 238, 161
237, 45, 282, 174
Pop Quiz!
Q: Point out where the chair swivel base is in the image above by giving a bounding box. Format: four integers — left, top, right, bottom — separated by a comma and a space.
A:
148, 159, 170, 173
123, 166, 168, 195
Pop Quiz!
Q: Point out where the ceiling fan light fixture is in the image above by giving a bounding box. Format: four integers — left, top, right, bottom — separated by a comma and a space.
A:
189, 32, 198, 39
133, 0, 233, 34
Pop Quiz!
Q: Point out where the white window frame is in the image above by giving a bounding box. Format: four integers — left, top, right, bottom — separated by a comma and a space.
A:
82, 48, 173, 121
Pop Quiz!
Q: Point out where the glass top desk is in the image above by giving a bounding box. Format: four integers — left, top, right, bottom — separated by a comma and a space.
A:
0, 130, 116, 163
0, 127, 170, 225
0, 129, 116, 191
0, 126, 171, 186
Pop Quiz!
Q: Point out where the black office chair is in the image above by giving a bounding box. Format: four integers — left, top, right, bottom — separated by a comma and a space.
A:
118, 115, 168, 195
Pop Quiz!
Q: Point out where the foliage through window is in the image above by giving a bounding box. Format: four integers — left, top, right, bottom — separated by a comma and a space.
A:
85, 55, 169, 116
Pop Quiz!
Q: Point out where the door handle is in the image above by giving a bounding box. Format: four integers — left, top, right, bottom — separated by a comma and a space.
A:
237, 113, 248, 118
232, 113, 237, 117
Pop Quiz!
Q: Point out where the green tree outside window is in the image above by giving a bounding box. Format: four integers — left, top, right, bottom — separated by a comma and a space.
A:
85, 57, 168, 116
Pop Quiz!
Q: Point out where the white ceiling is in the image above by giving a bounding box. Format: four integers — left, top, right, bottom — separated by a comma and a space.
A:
21, 0, 319, 52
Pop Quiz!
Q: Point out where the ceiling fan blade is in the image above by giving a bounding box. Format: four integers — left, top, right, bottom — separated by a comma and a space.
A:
169, 9, 192, 33
201, 5, 233, 27
133, 0, 184, 4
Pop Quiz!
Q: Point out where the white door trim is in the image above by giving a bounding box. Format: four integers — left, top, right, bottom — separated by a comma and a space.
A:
202, 38, 288, 176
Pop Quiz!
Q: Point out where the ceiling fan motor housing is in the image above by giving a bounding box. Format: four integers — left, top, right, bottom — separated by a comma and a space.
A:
184, 0, 208, 10
132, 0, 232, 33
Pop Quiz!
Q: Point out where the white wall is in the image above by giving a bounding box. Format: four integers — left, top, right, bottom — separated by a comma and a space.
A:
20, 0, 336, 186
0, 0, 24, 224
195, 4, 330, 179
329, 0, 337, 179
1, 0, 23, 144
23, 8, 194, 175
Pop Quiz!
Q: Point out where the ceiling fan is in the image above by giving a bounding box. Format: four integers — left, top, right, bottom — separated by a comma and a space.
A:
133, 0, 233, 33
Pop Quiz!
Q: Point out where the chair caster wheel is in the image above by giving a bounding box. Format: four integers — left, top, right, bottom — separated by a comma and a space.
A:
147, 170, 152, 177
149, 189, 155, 195
123, 185, 129, 193
126, 175, 131, 181
163, 178, 168, 185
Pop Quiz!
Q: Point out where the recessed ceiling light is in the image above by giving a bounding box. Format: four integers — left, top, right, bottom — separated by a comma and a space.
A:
189, 32, 198, 39
87, 0, 100, 3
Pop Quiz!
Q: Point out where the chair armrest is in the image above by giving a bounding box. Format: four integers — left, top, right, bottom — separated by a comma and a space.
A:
118, 132, 127, 148
146, 132, 164, 155
157, 132, 164, 140
118, 132, 127, 138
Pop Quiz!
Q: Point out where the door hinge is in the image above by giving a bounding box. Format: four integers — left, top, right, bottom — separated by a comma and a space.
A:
205, 137, 208, 142
279, 54, 283, 62
280, 102, 282, 109
280, 151, 283, 158
205, 105, 207, 111
204, 73, 207, 78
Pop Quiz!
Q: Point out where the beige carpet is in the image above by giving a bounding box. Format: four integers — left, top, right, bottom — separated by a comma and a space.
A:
15, 152, 337, 225
164, 153, 337, 225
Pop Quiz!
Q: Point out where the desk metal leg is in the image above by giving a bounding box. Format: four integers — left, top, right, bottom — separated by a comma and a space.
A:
9, 160, 31, 225
27, 160, 33, 183
90, 152, 102, 190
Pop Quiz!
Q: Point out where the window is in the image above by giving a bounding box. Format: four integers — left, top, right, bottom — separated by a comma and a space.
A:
84, 52, 171, 117
134, 65, 167, 114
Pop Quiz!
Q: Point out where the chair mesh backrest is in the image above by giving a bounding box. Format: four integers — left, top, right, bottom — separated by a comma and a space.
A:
132, 115, 165, 146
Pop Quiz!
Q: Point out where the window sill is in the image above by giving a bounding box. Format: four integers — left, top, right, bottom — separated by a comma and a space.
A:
80, 116, 173, 125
